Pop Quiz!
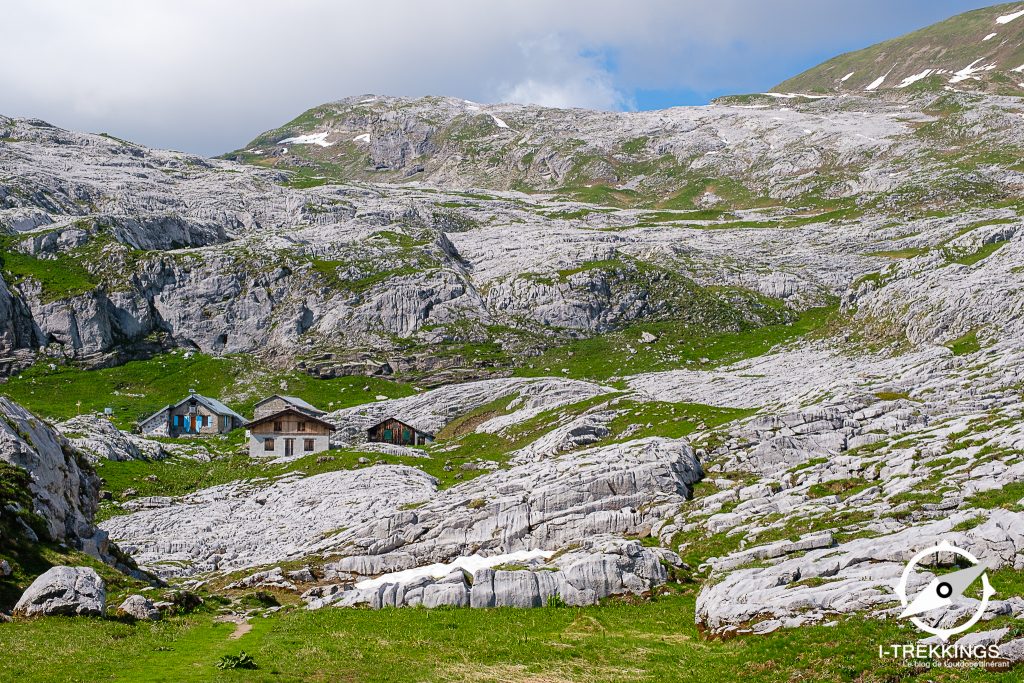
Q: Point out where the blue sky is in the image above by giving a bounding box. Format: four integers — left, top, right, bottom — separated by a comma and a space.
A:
0, 0, 1002, 154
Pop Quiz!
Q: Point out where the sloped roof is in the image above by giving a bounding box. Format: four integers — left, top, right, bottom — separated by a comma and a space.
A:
189, 394, 245, 421
254, 394, 324, 415
367, 416, 434, 437
138, 393, 244, 426
245, 407, 336, 431
139, 404, 171, 426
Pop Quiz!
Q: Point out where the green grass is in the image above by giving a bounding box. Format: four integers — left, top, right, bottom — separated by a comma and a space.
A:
517, 305, 836, 382
605, 401, 755, 441
0, 592, 1007, 682
946, 240, 1007, 266
963, 481, 1024, 511
806, 478, 873, 500
866, 247, 929, 259
620, 136, 649, 154
946, 330, 982, 356
0, 247, 99, 302
0, 351, 414, 429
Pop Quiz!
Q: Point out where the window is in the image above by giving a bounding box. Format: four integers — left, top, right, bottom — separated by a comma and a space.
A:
304, 438, 314, 452
264, 438, 275, 451
297, 421, 306, 432
273, 421, 282, 432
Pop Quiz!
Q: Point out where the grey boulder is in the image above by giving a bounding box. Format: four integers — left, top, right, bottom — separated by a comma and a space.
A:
13, 566, 106, 617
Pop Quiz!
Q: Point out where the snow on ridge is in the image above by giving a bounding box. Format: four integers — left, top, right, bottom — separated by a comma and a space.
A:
840, 72, 855, 82
762, 92, 829, 99
897, 69, 934, 88
279, 132, 334, 148
983, 32, 998, 41
490, 114, 510, 129
352, 133, 371, 143
354, 550, 553, 590
996, 8, 1024, 24
949, 58, 997, 84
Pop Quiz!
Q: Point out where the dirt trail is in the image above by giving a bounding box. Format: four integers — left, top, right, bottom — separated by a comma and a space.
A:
214, 614, 252, 640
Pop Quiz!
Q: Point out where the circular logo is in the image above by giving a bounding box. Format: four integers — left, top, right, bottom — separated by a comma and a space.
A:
895, 540, 994, 641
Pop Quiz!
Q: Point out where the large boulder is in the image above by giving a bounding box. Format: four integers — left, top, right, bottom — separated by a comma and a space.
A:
13, 566, 106, 617
116, 594, 160, 621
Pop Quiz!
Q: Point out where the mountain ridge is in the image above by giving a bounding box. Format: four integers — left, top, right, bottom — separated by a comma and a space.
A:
774, 1, 1024, 94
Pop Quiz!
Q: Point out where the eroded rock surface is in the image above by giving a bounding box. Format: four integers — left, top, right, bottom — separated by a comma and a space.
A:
14, 566, 106, 618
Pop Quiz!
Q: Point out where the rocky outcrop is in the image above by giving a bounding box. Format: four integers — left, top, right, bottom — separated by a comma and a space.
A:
695, 510, 1024, 636
58, 414, 173, 462
307, 539, 678, 609
0, 397, 100, 545
322, 437, 700, 569
13, 566, 106, 618
100, 465, 438, 578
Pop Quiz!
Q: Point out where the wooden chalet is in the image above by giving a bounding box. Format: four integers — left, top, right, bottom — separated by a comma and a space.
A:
366, 417, 434, 446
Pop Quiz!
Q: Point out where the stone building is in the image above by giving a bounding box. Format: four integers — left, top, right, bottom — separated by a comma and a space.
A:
246, 396, 334, 458
138, 390, 245, 437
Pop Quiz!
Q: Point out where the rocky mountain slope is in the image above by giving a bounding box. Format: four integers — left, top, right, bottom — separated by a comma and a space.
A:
3, 84, 1024, 384
2, 4, 1024, 671
776, 2, 1024, 95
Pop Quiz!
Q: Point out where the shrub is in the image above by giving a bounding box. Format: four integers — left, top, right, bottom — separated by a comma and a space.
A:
216, 652, 257, 670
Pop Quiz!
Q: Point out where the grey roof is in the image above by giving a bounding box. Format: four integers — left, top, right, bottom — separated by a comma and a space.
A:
137, 394, 244, 426
139, 404, 171, 426
254, 394, 324, 415
184, 393, 246, 421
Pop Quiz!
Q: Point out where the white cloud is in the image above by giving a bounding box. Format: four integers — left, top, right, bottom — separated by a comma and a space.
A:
0, 0, 989, 154
496, 36, 634, 110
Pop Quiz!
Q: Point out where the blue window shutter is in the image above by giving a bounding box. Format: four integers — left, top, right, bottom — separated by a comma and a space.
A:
173, 415, 179, 427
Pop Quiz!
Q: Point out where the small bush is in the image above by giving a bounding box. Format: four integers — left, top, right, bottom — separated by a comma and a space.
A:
216, 652, 257, 670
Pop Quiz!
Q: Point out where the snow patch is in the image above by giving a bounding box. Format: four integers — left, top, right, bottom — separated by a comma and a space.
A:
1012, 63, 1024, 73
354, 550, 553, 590
983, 32, 998, 41
949, 58, 997, 84
279, 132, 334, 148
897, 69, 934, 88
359, 98, 376, 103
489, 114, 510, 129
761, 92, 829, 99
865, 73, 888, 91
840, 72, 855, 82
996, 8, 1024, 24
352, 133, 370, 143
